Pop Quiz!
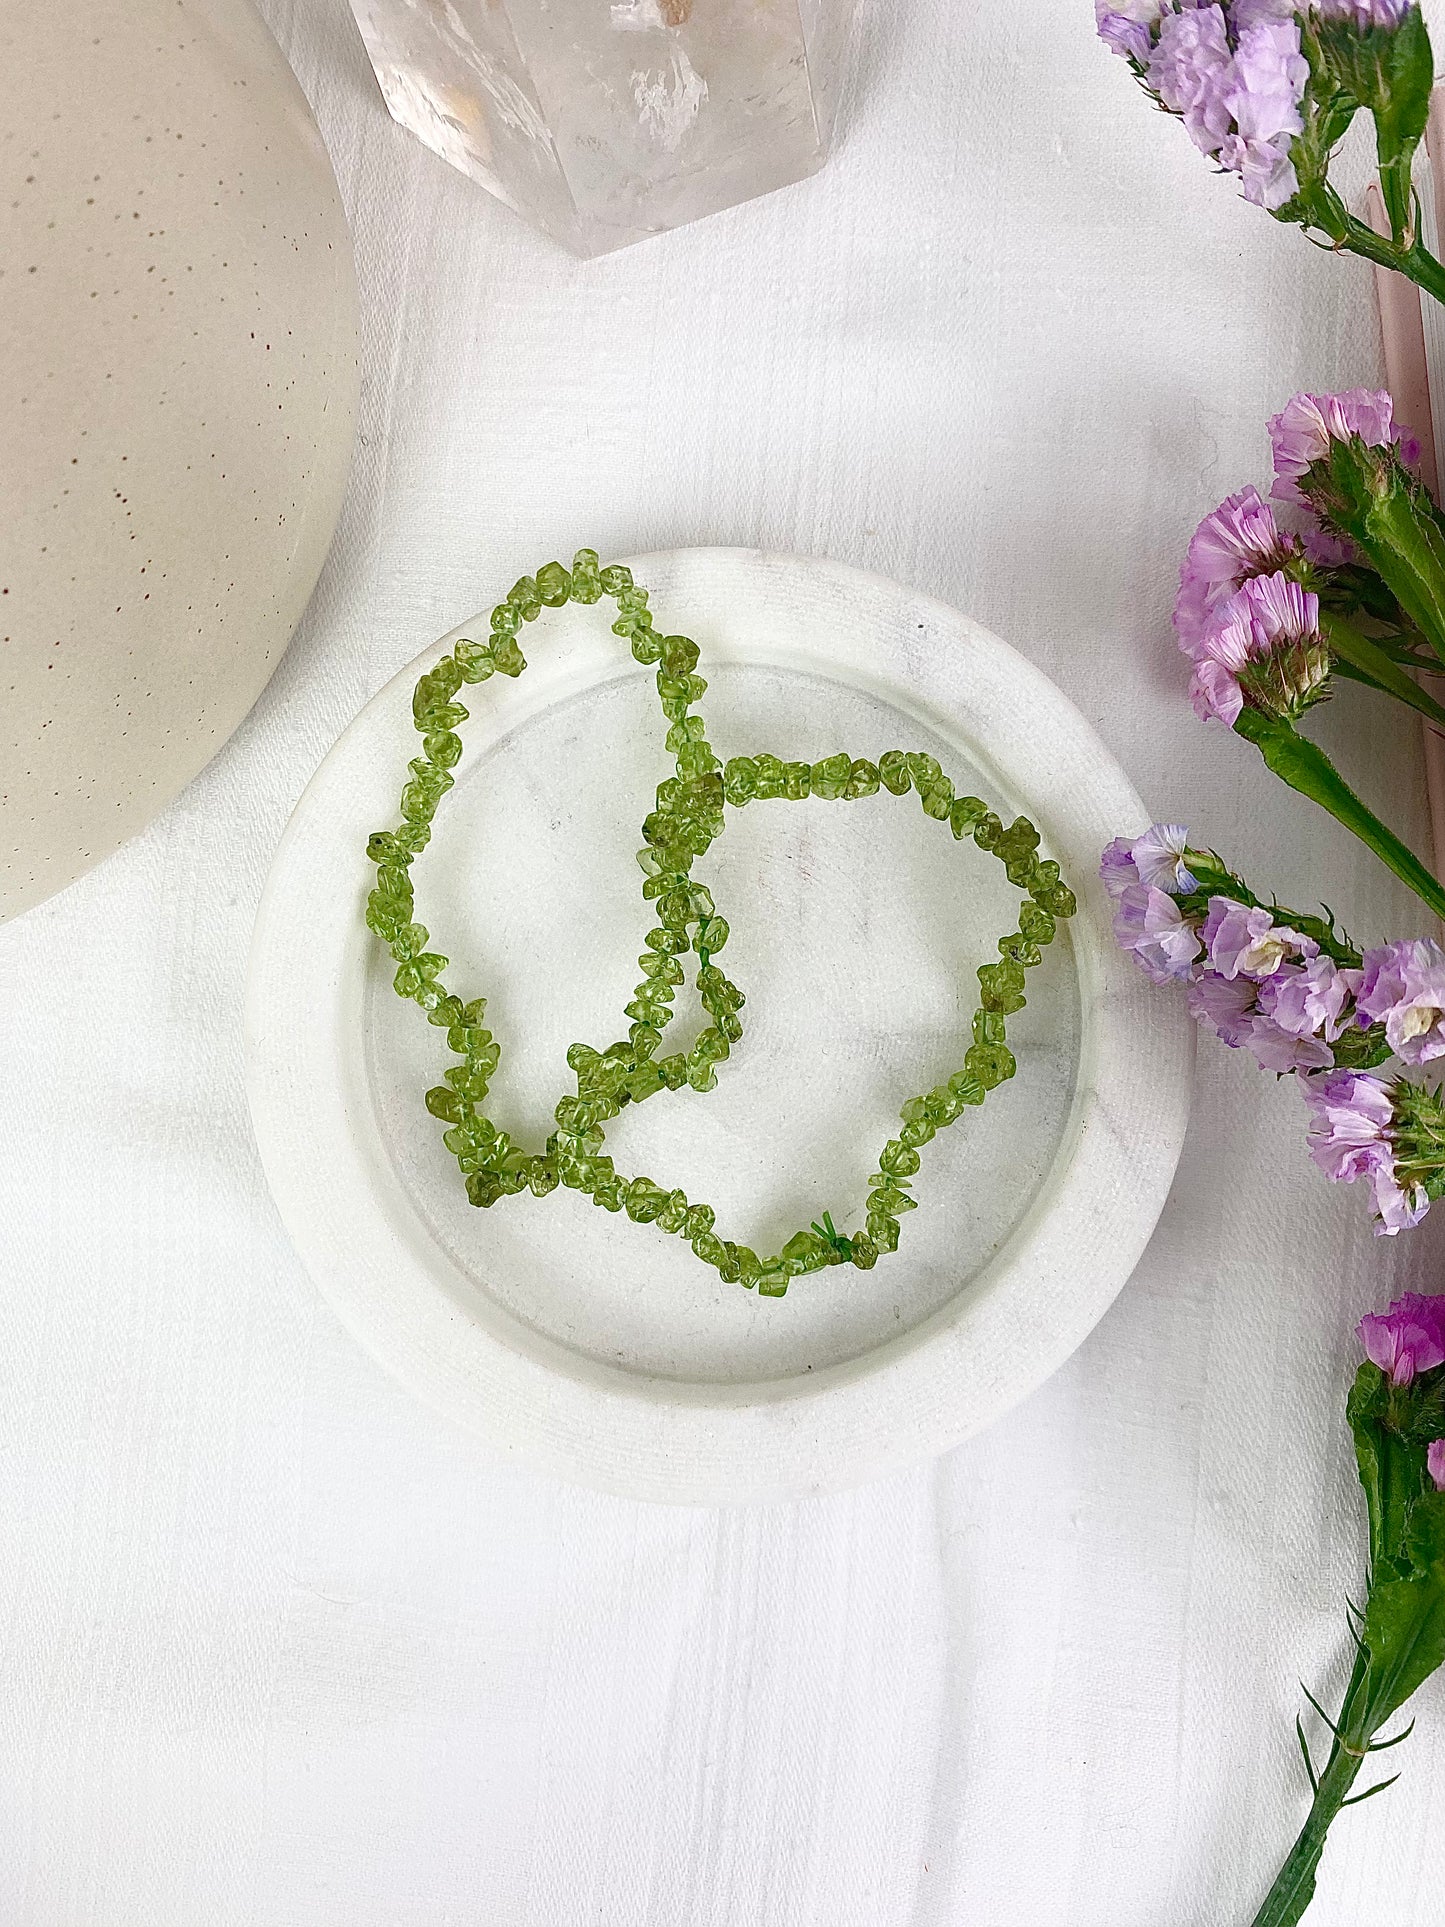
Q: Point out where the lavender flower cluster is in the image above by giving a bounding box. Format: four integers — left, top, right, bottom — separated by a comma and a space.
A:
1360, 1291, 1445, 1398
1105, 828, 1445, 1232
1361, 1295, 1445, 1470
1177, 389, 1416, 724
1358, 1294, 1445, 1489
1096, 0, 1412, 209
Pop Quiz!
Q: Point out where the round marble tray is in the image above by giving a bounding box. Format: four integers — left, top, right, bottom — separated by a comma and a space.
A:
245, 549, 1192, 1502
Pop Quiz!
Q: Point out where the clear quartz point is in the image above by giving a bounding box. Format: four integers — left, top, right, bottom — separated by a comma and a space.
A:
347, 0, 857, 256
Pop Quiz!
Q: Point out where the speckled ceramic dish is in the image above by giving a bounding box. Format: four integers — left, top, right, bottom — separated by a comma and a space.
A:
0, 0, 358, 920
245, 550, 1193, 1503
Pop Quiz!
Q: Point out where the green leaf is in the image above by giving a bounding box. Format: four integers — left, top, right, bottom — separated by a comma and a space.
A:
1367, 1716, 1416, 1753
1231, 709, 1445, 921
1295, 1714, 1320, 1795
1396, 1372, 1445, 1448
1321, 613, 1445, 730
1360, 1562, 1445, 1729
1405, 1488, 1445, 1572
1339, 1771, 1402, 1808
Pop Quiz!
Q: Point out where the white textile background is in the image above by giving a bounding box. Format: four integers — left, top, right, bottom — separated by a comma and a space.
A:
4, 0, 1445, 1921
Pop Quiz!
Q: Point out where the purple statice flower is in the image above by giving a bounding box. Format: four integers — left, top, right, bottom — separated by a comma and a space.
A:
1103, 3, 1316, 211
1175, 486, 1297, 657
1217, 18, 1308, 208
1258, 954, 1359, 1040
1101, 837, 1140, 901
1298, 517, 1355, 569
1249, 953, 1353, 1070
1188, 968, 1334, 1069
1356, 939, 1445, 1066
1302, 1068, 1394, 1180
1187, 969, 1258, 1045
1099, 14, 1154, 60
1313, 0, 1412, 29
1269, 388, 1421, 505
1246, 1017, 1334, 1072
1232, 0, 1300, 21
1218, 127, 1300, 209
1357, 1292, 1445, 1384
1371, 1170, 1428, 1234
1148, 5, 1235, 152
1096, 0, 1165, 60
1301, 1069, 1428, 1234
1101, 824, 1196, 901
1202, 896, 1317, 979
1114, 883, 1204, 983
1429, 1439, 1445, 1490
1132, 822, 1197, 892
1189, 611, 1256, 724
1189, 571, 1326, 725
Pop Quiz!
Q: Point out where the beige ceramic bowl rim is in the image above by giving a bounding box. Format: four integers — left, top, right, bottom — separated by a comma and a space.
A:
244, 548, 1193, 1503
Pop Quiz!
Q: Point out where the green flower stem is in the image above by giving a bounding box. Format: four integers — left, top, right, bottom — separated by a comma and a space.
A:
1290, 156, 1445, 302
1253, 1564, 1445, 1927
1249, 1714, 1366, 1927
1232, 708, 1445, 922
1382, 235, 1445, 307
1252, 1365, 1445, 1927
1334, 213, 1445, 305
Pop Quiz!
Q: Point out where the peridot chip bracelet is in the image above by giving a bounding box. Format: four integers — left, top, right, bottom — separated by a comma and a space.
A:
365, 551, 1077, 1297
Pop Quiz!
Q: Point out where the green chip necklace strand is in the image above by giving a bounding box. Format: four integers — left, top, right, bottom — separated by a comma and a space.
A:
364, 550, 1077, 1298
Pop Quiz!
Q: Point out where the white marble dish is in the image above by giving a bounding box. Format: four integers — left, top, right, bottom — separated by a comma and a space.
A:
245, 550, 1193, 1503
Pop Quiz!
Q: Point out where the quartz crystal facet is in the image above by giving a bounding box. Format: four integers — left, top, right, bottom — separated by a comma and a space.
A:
348, 0, 857, 256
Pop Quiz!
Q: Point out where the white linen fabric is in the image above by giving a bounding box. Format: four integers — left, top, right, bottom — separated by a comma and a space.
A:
4, 0, 1445, 1920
